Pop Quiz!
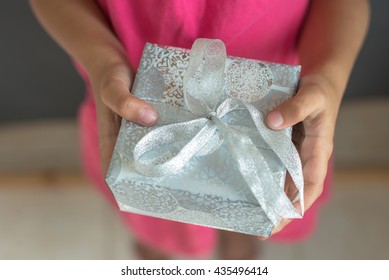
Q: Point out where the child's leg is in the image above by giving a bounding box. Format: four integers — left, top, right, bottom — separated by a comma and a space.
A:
219, 230, 260, 259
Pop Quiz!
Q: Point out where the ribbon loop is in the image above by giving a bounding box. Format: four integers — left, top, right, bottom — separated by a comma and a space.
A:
184, 39, 226, 115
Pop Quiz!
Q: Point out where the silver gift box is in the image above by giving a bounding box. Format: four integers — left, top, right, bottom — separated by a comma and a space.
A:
106, 39, 303, 236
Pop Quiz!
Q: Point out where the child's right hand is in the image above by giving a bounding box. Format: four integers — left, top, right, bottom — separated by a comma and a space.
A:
29, 0, 158, 176
90, 63, 158, 175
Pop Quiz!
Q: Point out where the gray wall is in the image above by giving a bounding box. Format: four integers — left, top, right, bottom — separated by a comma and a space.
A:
346, 0, 389, 98
1, 1, 388, 123
0, 1, 84, 123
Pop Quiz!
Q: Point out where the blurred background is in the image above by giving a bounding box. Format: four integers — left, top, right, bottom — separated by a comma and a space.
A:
0, 1, 388, 259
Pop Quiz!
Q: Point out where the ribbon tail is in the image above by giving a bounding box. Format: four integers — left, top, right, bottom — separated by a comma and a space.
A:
244, 102, 305, 214
212, 117, 301, 227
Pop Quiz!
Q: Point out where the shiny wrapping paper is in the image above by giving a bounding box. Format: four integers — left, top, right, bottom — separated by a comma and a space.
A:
106, 39, 304, 236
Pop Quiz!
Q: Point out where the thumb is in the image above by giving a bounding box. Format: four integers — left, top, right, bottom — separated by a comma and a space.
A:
100, 79, 158, 126
265, 85, 323, 130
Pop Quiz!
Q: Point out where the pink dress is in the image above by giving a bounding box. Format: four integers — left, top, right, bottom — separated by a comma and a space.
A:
78, 0, 330, 257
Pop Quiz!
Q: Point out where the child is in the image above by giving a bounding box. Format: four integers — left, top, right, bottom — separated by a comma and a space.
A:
29, 0, 370, 259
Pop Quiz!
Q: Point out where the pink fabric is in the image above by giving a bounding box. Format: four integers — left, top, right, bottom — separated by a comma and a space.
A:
97, 0, 309, 67
77, 0, 331, 257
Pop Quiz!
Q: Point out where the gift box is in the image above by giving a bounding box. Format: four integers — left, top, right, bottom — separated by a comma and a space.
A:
106, 39, 304, 236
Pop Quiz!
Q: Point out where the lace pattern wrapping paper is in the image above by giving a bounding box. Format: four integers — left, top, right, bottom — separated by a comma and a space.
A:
106, 39, 303, 236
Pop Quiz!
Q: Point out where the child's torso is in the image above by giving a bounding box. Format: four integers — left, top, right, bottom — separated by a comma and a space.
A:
96, 0, 310, 67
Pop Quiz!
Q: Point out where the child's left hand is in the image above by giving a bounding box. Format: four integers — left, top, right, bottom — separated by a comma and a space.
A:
260, 0, 370, 238
263, 73, 341, 237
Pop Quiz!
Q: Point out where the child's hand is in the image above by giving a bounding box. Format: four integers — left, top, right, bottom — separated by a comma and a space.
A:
90, 64, 158, 175
263, 73, 340, 238
260, 0, 370, 238
29, 0, 159, 176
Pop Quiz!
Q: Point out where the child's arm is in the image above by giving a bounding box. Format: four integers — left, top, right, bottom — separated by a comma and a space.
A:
29, 0, 158, 174
265, 0, 370, 236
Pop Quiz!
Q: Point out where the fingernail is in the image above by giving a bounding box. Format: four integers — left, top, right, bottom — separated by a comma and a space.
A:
266, 111, 283, 129
140, 108, 157, 125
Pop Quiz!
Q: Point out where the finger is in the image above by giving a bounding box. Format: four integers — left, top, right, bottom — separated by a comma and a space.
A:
100, 79, 158, 126
96, 107, 122, 175
100, 133, 117, 176
263, 158, 328, 238
258, 145, 331, 240
300, 142, 330, 210
265, 83, 325, 130
257, 199, 302, 241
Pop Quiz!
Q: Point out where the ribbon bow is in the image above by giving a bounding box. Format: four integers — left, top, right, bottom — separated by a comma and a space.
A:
133, 39, 304, 226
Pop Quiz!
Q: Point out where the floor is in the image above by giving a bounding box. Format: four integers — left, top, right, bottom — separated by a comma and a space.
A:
0, 98, 388, 259
0, 171, 388, 260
